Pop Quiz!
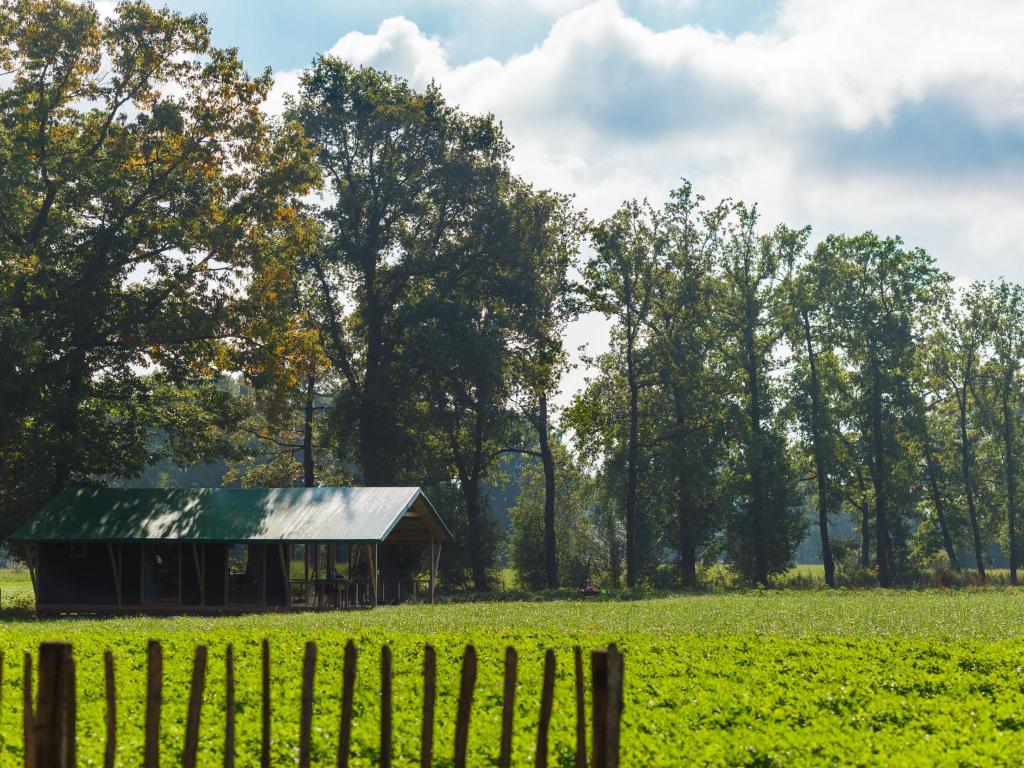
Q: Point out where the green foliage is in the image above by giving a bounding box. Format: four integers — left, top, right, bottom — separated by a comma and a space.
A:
7, 593, 1024, 764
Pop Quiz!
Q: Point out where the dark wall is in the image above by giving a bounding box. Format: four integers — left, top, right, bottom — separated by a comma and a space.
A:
38, 543, 118, 605
267, 543, 288, 606
204, 543, 226, 606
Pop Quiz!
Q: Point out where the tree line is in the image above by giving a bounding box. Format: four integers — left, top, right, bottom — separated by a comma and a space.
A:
2, 1, 1023, 590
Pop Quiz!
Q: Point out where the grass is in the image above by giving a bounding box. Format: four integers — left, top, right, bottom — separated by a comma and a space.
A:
5, 590, 1024, 765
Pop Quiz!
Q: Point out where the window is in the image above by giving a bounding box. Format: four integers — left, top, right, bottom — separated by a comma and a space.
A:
227, 543, 263, 604
142, 543, 180, 604
70, 543, 88, 560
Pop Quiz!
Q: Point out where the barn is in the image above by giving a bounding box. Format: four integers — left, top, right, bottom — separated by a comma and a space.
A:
8, 486, 453, 615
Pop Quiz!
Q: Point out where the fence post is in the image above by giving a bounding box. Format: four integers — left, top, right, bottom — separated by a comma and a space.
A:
33, 641, 75, 768
337, 640, 357, 768
224, 645, 236, 768
299, 641, 317, 768
380, 645, 393, 768
420, 644, 435, 768
23, 652, 34, 768
453, 645, 476, 768
261, 639, 271, 768
590, 646, 624, 768
144, 641, 162, 768
103, 651, 116, 768
535, 649, 556, 768
498, 646, 517, 768
183, 646, 208, 768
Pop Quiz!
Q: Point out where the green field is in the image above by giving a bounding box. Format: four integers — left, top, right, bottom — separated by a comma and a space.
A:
5, 590, 1024, 766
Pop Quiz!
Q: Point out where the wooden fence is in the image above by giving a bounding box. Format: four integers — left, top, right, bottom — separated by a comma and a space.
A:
11, 640, 624, 768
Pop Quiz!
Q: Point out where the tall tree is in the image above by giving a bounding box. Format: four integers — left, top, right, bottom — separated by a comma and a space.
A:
977, 281, 1024, 584
0, 0, 317, 532
646, 183, 729, 587
815, 233, 948, 586
583, 201, 658, 587
716, 208, 805, 585
292, 59, 512, 486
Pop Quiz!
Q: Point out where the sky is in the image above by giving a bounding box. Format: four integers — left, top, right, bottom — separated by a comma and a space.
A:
112, 0, 1024, 398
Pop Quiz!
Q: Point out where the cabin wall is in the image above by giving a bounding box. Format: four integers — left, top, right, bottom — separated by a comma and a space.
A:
204, 543, 226, 606
267, 544, 288, 606
37, 543, 118, 606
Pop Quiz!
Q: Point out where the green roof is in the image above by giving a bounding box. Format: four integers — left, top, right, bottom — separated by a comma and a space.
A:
9, 487, 454, 544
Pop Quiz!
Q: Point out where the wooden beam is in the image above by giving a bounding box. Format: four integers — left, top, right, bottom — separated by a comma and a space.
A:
429, 538, 436, 605
277, 544, 289, 607
191, 545, 205, 606
107, 543, 122, 606
25, 544, 39, 605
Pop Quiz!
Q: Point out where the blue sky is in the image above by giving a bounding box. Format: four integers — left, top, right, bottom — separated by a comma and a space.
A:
121, 0, 1024, 390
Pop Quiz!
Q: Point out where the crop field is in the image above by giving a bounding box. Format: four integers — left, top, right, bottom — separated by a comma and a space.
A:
4, 590, 1024, 766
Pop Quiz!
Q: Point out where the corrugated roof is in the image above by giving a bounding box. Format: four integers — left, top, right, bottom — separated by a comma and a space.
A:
9, 487, 454, 543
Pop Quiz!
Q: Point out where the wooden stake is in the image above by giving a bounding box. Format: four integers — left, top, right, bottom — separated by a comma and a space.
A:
498, 646, 517, 768
590, 650, 608, 768
144, 641, 162, 768
183, 646, 208, 768
33, 641, 75, 768
103, 651, 116, 768
224, 645, 236, 768
574, 646, 586, 768
420, 644, 436, 768
535, 649, 556, 768
453, 645, 476, 768
380, 645, 392, 768
299, 641, 317, 768
261, 639, 271, 768
337, 640, 357, 768
23, 652, 34, 768
605, 645, 623, 768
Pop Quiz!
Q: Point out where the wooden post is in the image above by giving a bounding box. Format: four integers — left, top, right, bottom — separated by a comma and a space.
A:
183, 646, 208, 768
144, 641, 162, 768
337, 640, 357, 768
590, 646, 624, 768
536, 649, 556, 768
498, 646, 517, 768
453, 645, 476, 768
107, 544, 122, 606
22, 652, 34, 768
574, 647, 586, 768
421, 645, 436, 768
192, 544, 205, 606
371, 544, 379, 608
261, 639, 271, 768
224, 645, 236, 768
380, 645, 392, 768
299, 641, 317, 768
428, 540, 437, 605
103, 651, 116, 768
33, 642, 75, 768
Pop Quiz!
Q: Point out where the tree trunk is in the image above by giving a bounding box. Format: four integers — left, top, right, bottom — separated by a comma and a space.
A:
302, 376, 315, 488
1002, 381, 1018, 585
462, 479, 490, 592
922, 435, 957, 567
359, 281, 394, 486
957, 387, 986, 582
869, 346, 891, 587
536, 394, 559, 589
801, 309, 835, 587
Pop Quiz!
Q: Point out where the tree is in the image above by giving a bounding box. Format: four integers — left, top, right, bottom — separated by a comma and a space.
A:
291, 59, 512, 486
815, 233, 948, 585
977, 281, 1024, 584
646, 183, 729, 587
715, 207, 805, 585
583, 201, 658, 587
0, 0, 317, 533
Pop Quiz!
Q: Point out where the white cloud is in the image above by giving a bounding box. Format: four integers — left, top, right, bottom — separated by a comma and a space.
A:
267, 0, 1024, 400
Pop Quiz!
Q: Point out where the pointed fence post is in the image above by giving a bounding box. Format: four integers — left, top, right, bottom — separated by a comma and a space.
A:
299, 642, 317, 768
380, 645, 393, 768
453, 645, 477, 768
574, 646, 587, 768
498, 646, 517, 768
23, 652, 34, 768
590, 645, 624, 768
144, 641, 162, 768
103, 651, 116, 768
183, 646, 208, 768
224, 645, 236, 768
535, 650, 556, 768
421, 644, 436, 768
337, 640, 357, 768
261, 639, 271, 768
33, 642, 75, 768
